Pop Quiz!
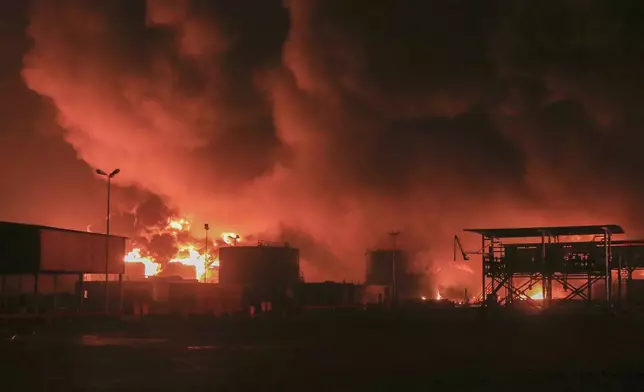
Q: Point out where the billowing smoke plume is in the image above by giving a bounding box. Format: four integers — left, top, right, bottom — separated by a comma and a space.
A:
20, 0, 644, 289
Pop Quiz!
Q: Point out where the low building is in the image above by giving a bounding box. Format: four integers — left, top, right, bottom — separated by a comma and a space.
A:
0, 221, 127, 314
82, 279, 244, 316
296, 282, 364, 308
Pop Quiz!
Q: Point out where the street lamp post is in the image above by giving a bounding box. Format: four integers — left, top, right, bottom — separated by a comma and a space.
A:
204, 223, 210, 284
96, 168, 120, 313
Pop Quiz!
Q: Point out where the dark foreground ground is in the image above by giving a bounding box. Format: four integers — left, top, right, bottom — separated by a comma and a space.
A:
2, 308, 644, 391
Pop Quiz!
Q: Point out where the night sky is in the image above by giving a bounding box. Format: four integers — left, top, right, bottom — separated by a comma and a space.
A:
2, 0, 644, 288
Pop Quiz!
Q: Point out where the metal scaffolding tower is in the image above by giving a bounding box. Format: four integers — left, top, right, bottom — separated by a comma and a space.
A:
460, 225, 644, 308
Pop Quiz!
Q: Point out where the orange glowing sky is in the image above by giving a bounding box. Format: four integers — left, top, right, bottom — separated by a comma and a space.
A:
0, 1, 642, 293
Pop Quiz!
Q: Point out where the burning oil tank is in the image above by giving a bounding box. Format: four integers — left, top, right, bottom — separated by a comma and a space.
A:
366, 249, 424, 300
219, 244, 300, 289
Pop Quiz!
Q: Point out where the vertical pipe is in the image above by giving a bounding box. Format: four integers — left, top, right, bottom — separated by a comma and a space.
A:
547, 235, 552, 306
541, 232, 547, 308
617, 255, 622, 308
53, 274, 58, 313
34, 273, 39, 315
204, 229, 209, 283
481, 236, 486, 304
603, 231, 608, 304
118, 273, 123, 315
79, 273, 84, 313
609, 233, 612, 304
627, 269, 633, 306
391, 236, 397, 305
604, 231, 611, 305
17, 276, 22, 313
105, 177, 111, 314
1, 275, 5, 312
587, 273, 592, 302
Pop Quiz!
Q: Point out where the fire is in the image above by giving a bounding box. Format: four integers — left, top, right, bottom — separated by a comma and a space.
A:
222, 232, 241, 245
169, 244, 209, 281
124, 248, 160, 277
436, 291, 442, 300
519, 287, 544, 301
529, 290, 544, 300
167, 217, 190, 231
123, 217, 234, 281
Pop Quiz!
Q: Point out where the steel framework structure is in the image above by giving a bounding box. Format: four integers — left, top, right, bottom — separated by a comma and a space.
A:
461, 225, 644, 308
612, 239, 644, 307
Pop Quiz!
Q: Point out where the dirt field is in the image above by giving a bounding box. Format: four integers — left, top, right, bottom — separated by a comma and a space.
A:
2, 309, 644, 391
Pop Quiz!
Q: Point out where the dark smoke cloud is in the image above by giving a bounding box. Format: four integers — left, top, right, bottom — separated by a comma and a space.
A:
10, 0, 644, 289
133, 194, 176, 230
276, 225, 352, 281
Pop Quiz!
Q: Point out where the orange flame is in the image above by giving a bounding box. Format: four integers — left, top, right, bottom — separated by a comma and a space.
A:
124, 248, 160, 277
166, 217, 190, 232
529, 290, 544, 300
222, 232, 241, 245
519, 287, 544, 301
123, 217, 232, 281
169, 244, 209, 280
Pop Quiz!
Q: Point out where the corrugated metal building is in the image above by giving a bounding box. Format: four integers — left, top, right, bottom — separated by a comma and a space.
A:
0, 221, 128, 314
82, 279, 244, 316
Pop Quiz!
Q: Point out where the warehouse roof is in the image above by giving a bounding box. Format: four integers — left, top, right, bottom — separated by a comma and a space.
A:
0, 221, 129, 240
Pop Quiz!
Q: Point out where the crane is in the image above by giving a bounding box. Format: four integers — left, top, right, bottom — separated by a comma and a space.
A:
453, 234, 481, 261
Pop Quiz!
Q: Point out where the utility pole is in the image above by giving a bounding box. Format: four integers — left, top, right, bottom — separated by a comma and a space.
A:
388, 230, 401, 304
204, 223, 210, 283
96, 168, 120, 314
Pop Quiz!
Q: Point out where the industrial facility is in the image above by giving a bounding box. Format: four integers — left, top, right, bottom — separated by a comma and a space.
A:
5, 219, 644, 318
458, 224, 644, 308
82, 241, 304, 316
0, 221, 401, 316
